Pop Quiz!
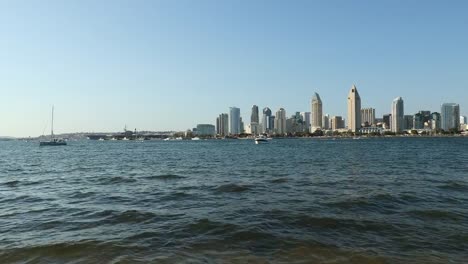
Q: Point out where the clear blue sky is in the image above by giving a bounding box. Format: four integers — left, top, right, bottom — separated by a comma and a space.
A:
1, 0, 467, 137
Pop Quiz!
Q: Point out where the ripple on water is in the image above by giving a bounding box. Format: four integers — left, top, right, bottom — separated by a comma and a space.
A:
438, 181, 468, 192
214, 183, 251, 193
99, 176, 137, 185
407, 209, 464, 221
144, 174, 186, 180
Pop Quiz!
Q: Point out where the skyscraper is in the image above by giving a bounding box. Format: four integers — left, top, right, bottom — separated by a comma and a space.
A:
331, 116, 344, 130
216, 113, 229, 136
274, 108, 286, 135
322, 114, 330, 130
361, 108, 375, 127
311, 93, 323, 131
441, 103, 460, 131
261, 107, 272, 133
460, 116, 467, 126
300, 112, 311, 132
403, 115, 413, 130
347, 85, 361, 132
431, 112, 441, 131
250, 105, 259, 124
383, 114, 392, 129
391, 97, 404, 133
413, 113, 424, 129
229, 107, 241, 135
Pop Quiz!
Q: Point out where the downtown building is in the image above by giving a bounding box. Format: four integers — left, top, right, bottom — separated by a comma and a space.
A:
229, 107, 241, 135
311, 92, 323, 131
261, 107, 273, 134
441, 103, 460, 131
431, 112, 441, 130
196, 124, 215, 137
249, 105, 260, 135
300, 112, 311, 132
331, 116, 345, 130
391, 97, 404, 133
361, 108, 375, 127
274, 108, 287, 135
322, 114, 330, 130
216, 113, 229, 136
403, 115, 413, 130
347, 85, 361, 132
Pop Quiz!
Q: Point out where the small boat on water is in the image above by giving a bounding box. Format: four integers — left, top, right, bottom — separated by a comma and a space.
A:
39, 106, 67, 146
192, 137, 200, 141
254, 135, 269, 144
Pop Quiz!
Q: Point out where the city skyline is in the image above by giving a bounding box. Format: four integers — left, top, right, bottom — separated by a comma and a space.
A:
1, 1, 468, 137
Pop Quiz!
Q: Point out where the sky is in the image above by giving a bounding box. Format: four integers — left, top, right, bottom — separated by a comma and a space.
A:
0, 0, 467, 137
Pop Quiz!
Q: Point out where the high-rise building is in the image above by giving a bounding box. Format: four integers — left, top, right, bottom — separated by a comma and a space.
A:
229, 107, 241, 135
331, 116, 344, 130
261, 107, 272, 133
250, 105, 259, 124
383, 114, 392, 129
240, 117, 245, 134
311, 93, 323, 131
269, 116, 275, 131
391, 97, 404, 133
322, 114, 330, 130
300, 112, 311, 132
361, 108, 375, 127
441, 103, 460, 131
347, 85, 361, 132
274, 108, 287, 135
413, 113, 424, 129
403, 115, 413, 130
418, 111, 431, 124
216, 113, 229, 136
431, 112, 441, 131
460, 115, 467, 125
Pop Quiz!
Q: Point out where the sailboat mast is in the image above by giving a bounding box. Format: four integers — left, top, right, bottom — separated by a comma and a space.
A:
51, 106, 54, 139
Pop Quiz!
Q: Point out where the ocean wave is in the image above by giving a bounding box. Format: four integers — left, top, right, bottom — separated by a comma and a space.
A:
408, 209, 464, 221
214, 183, 251, 193
1, 180, 20, 187
185, 218, 238, 236
144, 174, 186, 180
88, 209, 158, 224
99, 176, 137, 184
438, 181, 468, 191
0, 241, 135, 263
270, 178, 288, 183
279, 213, 397, 233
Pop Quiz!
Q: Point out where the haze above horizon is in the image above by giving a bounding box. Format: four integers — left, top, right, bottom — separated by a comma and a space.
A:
1, 0, 467, 137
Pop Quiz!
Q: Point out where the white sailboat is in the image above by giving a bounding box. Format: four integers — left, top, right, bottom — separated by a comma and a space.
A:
39, 106, 67, 146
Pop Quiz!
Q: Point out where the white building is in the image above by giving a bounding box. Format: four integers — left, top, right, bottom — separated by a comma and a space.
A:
274, 108, 287, 135
347, 85, 361, 132
391, 97, 404, 133
311, 93, 323, 131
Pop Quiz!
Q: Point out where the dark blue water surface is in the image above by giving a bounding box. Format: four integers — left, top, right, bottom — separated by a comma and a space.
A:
1, 138, 467, 263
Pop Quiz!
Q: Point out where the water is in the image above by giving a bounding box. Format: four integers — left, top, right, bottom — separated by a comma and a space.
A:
1, 138, 467, 263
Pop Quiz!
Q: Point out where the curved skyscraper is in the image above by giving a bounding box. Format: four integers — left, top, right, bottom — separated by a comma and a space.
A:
311, 92, 322, 131
391, 97, 404, 133
347, 85, 361, 132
